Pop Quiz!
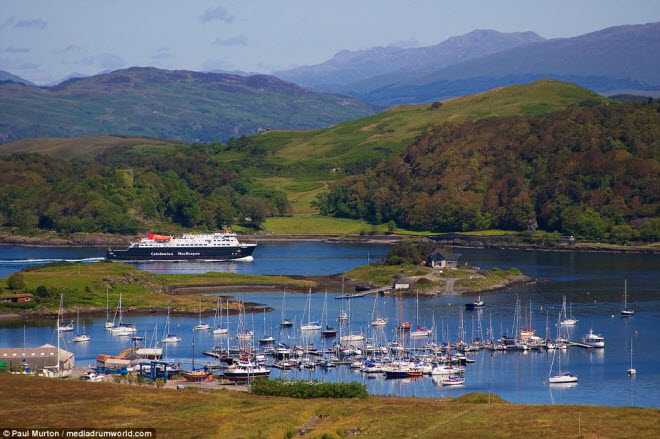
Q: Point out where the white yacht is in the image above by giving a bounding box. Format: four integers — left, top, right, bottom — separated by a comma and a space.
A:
582, 329, 605, 348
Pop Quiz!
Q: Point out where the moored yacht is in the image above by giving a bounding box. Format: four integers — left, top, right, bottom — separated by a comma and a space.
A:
582, 329, 605, 348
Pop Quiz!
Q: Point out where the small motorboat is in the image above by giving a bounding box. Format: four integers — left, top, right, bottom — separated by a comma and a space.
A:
321, 326, 337, 337
465, 296, 485, 310
582, 329, 605, 348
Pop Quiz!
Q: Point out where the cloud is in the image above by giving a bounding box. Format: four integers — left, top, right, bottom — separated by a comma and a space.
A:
202, 58, 234, 71
14, 18, 47, 30
5, 47, 30, 54
76, 56, 96, 66
0, 17, 15, 30
199, 6, 234, 23
0, 57, 39, 70
151, 47, 172, 60
59, 44, 82, 53
98, 53, 126, 70
211, 35, 247, 47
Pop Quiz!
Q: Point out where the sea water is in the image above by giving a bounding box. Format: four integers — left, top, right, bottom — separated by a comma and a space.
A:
0, 243, 658, 407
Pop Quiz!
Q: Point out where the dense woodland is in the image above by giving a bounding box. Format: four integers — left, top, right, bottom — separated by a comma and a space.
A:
0, 144, 290, 234
314, 102, 660, 242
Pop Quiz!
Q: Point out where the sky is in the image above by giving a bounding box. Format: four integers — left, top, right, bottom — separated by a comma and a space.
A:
2, 0, 660, 84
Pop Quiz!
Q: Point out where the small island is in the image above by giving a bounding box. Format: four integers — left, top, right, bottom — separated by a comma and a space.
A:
344, 240, 532, 296
0, 241, 530, 319
0, 260, 315, 319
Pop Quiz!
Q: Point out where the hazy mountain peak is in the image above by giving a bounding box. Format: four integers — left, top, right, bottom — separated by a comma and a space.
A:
274, 29, 545, 89
0, 70, 36, 86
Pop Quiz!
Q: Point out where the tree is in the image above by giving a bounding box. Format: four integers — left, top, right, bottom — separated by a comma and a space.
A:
387, 220, 397, 234
7, 273, 25, 290
570, 208, 608, 240
640, 218, 660, 242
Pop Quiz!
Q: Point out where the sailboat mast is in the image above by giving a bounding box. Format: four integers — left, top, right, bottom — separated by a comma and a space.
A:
57, 295, 62, 375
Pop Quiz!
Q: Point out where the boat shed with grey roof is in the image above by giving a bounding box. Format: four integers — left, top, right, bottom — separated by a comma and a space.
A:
0, 344, 74, 372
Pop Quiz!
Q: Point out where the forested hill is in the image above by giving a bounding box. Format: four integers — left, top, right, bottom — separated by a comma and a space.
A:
0, 143, 290, 235
314, 102, 660, 241
0, 67, 375, 144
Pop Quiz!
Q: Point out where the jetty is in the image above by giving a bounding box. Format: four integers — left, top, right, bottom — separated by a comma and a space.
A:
335, 287, 391, 299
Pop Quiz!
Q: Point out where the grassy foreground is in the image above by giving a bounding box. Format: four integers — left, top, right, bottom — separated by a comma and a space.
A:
1, 375, 658, 438
0, 261, 315, 315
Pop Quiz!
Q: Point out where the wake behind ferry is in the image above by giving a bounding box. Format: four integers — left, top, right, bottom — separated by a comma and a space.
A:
106, 229, 256, 261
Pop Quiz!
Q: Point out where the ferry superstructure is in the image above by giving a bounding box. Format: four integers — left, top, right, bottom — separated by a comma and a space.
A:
106, 230, 256, 261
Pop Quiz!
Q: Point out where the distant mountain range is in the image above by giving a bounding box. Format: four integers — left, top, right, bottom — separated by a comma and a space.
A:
275, 22, 660, 106
0, 67, 375, 144
0, 69, 35, 86
275, 29, 544, 90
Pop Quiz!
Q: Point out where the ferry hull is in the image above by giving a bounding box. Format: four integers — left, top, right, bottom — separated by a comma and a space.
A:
106, 244, 256, 261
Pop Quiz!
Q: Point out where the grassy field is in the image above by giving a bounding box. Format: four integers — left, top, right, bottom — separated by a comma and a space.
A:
1, 374, 658, 438
0, 262, 315, 315
254, 177, 330, 215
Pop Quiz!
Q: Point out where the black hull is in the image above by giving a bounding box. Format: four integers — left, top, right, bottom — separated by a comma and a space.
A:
106, 244, 255, 261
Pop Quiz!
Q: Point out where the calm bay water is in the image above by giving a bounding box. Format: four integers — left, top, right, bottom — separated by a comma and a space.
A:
0, 242, 658, 407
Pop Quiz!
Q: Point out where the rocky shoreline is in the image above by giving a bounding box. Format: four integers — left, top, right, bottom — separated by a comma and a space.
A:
1, 230, 658, 254
0, 303, 275, 321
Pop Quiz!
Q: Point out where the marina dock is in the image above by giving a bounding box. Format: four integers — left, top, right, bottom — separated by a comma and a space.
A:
335, 287, 391, 299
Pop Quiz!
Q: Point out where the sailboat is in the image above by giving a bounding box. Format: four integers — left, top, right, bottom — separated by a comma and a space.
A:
321, 291, 337, 337
439, 338, 465, 385
236, 301, 254, 341
371, 293, 388, 326
193, 299, 211, 331
111, 292, 137, 335
72, 310, 91, 342
181, 329, 211, 382
280, 290, 294, 328
56, 296, 74, 332
339, 299, 364, 345
338, 278, 348, 322
559, 296, 578, 326
620, 280, 635, 316
104, 288, 114, 329
259, 309, 275, 343
549, 312, 578, 383
300, 288, 321, 331
161, 307, 181, 343
627, 337, 636, 376
213, 299, 229, 335
410, 292, 432, 338
43, 295, 71, 378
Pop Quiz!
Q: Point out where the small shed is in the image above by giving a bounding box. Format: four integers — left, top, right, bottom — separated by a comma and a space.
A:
427, 250, 462, 269
393, 278, 412, 290
0, 293, 34, 303
96, 354, 131, 374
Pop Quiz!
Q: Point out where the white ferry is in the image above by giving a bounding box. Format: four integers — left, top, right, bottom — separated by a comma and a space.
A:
106, 228, 256, 261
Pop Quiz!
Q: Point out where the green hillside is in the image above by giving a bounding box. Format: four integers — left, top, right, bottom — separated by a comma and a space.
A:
0, 135, 179, 161
315, 101, 660, 241
0, 67, 375, 144
230, 80, 607, 175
